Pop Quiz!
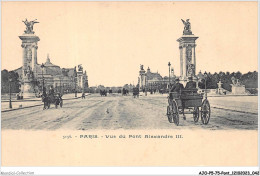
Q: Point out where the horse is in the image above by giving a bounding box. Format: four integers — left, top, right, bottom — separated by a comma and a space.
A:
42, 93, 63, 109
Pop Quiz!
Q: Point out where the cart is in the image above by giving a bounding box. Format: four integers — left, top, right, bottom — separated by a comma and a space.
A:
100, 90, 107, 96
167, 88, 210, 126
133, 88, 139, 98
43, 93, 63, 109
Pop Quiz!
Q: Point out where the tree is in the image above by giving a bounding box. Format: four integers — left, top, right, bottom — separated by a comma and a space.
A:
1, 70, 20, 94
197, 71, 258, 91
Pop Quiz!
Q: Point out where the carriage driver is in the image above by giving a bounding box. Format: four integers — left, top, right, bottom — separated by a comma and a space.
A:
49, 86, 55, 95
185, 76, 196, 89
170, 78, 184, 94
42, 87, 47, 97
170, 78, 186, 120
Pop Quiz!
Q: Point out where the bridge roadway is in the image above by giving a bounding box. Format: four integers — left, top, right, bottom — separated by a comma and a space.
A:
1, 94, 258, 130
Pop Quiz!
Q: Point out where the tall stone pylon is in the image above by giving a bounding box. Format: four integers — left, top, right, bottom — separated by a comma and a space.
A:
19, 19, 40, 98
138, 65, 146, 90
177, 19, 198, 85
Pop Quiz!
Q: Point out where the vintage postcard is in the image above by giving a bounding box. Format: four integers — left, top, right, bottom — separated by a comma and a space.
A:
1, 1, 258, 174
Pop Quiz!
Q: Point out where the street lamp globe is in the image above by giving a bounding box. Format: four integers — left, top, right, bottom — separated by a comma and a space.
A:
204, 71, 207, 78
41, 63, 45, 69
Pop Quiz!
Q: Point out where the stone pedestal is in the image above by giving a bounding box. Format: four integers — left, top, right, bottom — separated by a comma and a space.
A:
231, 84, 246, 95
177, 35, 198, 85
22, 81, 36, 98
19, 34, 40, 98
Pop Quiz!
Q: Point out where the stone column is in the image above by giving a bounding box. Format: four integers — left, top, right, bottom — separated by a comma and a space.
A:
138, 77, 140, 89
81, 76, 83, 88
144, 76, 146, 88
27, 48, 32, 69
183, 45, 187, 78
31, 47, 34, 71
22, 44, 27, 77
141, 75, 144, 88
193, 44, 196, 74
179, 46, 183, 77
19, 34, 40, 98
33, 45, 38, 71
177, 34, 198, 84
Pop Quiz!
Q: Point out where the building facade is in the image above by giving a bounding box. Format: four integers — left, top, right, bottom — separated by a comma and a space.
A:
138, 65, 175, 91
15, 54, 88, 94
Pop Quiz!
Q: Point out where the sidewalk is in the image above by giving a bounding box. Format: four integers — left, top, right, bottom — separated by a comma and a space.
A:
1, 93, 90, 112
208, 96, 258, 114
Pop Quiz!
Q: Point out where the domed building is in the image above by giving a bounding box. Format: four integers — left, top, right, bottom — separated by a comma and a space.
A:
14, 54, 88, 95
138, 65, 176, 91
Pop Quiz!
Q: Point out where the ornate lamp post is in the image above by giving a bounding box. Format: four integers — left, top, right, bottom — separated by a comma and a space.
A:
74, 67, 77, 97
41, 63, 45, 91
168, 62, 171, 93
9, 77, 13, 109
59, 76, 63, 94
204, 71, 208, 99
171, 67, 175, 85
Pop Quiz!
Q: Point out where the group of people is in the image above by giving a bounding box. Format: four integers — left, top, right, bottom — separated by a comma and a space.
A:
170, 76, 196, 94
16, 92, 23, 100
42, 86, 62, 98
122, 88, 129, 95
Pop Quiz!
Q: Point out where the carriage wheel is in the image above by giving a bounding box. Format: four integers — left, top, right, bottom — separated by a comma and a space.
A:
167, 106, 174, 123
60, 100, 63, 107
193, 107, 199, 123
201, 99, 211, 124
168, 98, 172, 106
172, 100, 179, 126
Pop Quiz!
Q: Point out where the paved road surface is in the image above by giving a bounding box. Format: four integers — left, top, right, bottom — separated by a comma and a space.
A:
1, 94, 258, 130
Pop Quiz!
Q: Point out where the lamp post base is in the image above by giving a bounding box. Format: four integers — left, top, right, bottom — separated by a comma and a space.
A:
9, 100, 12, 109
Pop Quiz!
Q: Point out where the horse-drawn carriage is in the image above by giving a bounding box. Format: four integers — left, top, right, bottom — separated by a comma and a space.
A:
122, 88, 129, 96
167, 88, 210, 126
133, 87, 139, 98
100, 90, 107, 96
42, 93, 63, 110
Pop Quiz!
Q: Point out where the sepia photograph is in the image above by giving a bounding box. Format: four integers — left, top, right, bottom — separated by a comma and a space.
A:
1, 1, 258, 175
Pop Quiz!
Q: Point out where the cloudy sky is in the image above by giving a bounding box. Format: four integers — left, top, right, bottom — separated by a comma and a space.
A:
2, 1, 257, 86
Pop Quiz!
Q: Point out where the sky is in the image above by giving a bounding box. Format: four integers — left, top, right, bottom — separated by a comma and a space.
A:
1, 2, 258, 87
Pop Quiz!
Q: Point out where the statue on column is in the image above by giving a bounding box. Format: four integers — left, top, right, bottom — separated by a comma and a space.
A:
26, 66, 31, 78
78, 64, 83, 71
231, 77, 242, 87
140, 64, 144, 71
22, 18, 39, 34
181, 19, 192, 35
187, 64, 195, 76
